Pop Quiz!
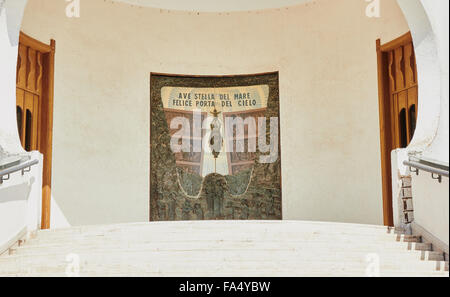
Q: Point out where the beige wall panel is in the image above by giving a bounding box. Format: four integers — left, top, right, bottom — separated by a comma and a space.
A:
21, 0, 410, 226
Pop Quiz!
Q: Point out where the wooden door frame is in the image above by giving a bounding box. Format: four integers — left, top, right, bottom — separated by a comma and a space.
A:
376, 32, 413, 226
19, 32, 55, 229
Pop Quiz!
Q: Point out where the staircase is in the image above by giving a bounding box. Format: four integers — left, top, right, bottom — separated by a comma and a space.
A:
0, 221, 448, 277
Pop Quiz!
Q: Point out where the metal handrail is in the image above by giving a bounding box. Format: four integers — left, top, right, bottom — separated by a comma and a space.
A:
0, 159, 39, 184
403, 159, 449, 183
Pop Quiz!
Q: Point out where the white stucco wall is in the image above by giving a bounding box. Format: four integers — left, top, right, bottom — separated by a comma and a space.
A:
415, 0, 449, 246
393, 0, 449, 246
418, 0, 449, 164
0, 0, 27, 154
412, 173, 449, 246
391, 0, 438, 227
1, 0, 43, 252
0, 152, 43, 251
19, 0, 410, 226
396, 0, 442, 155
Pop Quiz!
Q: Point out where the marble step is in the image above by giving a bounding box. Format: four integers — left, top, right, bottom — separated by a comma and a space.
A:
21, 232, 423, 248
7, 239, 432, 258
0, 221, 443, 277
0, 256, 448, 277
1, 248, 446, 271
29, 229, 415, 246
32, 221, 405, 239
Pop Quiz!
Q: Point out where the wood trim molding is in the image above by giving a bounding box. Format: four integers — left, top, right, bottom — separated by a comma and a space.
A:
376, 38, 394, 226
376, 31, 416, 226
16, 32, 55, 229
40, 39, 56, 229
19, 32, 53, 54
380, 32, 413, 52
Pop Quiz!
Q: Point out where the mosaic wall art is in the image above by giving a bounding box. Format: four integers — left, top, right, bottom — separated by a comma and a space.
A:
150, 72, 282, 221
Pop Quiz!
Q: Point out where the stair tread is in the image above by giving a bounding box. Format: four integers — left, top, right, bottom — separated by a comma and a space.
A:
0, 221, 445, 276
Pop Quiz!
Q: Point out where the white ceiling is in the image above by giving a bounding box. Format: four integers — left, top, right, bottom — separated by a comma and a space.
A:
113, 0, 313, 12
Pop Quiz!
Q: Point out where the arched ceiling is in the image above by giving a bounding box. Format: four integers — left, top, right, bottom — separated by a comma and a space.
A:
113, 0, 313, 12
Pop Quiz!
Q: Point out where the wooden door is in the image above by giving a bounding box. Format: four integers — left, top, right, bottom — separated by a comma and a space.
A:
376, 32, 418, 226
16, 32, 55, 229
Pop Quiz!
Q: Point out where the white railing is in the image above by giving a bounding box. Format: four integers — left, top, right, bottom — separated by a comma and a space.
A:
404, 157, 449, 184
0, 157, 39, 184
0, 151, 43, 255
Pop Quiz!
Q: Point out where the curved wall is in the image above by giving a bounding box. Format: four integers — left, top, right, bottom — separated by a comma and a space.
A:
397, 0, 448, 163
1, 1, 42, 253
418, 0, 449, 164
0, 0, 27, 154
396, 0, 449, 246
20, 0, 410, 226
114, 0, 313, 12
